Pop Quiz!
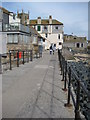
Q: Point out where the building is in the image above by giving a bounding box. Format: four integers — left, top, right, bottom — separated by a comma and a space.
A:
29, 15, 64, 50
17, 9, 29, 25
0, 7, 7, 55
87, 40, 90, 53
1, 7, 43, 53
63, 34, 87, 50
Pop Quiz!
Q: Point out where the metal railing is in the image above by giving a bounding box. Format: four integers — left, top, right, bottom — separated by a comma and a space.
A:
58, 49, 90, 120
1, 49, 42, 73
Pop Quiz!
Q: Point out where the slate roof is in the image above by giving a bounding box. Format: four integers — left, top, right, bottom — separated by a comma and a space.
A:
29, 19, 63, 25
0, 7, 10, 14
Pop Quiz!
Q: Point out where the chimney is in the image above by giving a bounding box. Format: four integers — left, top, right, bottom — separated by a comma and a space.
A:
37, 17, 41, 24
49, 15, 52, 24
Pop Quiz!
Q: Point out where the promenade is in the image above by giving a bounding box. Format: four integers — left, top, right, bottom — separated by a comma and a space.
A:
2, 51, 74, 118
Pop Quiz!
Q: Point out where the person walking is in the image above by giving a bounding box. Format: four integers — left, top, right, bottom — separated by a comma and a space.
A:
50, 45, 52, 55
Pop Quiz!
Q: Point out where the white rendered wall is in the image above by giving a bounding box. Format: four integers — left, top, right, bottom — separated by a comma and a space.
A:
9, 14, 20, 24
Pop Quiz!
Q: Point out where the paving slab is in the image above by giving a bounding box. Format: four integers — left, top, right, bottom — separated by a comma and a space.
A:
2, 51, 75, 118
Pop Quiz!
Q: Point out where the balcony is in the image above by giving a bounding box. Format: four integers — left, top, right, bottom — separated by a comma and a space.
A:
3, 23, 30, 33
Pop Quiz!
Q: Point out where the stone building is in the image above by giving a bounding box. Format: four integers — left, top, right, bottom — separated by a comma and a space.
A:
17, 9, 29, 25
1, 7, 43, 53
29, 15, 64, 50
63, 34, 87, 50
87, 40, 90, 53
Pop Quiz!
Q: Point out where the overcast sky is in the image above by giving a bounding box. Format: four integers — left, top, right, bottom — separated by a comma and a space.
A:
2, 2, 88, 39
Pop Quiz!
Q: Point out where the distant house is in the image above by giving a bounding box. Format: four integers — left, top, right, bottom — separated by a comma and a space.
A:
29, 15, 64, 50
63, 34, 87, 50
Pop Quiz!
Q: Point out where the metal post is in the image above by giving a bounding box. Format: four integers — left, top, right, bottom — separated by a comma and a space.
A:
60, 53, 63, 75
17, 51, 19, 67
23, 51, 24, 64
62, 61, 67, 91
61, 57, 64, 81
27, 50, 29, 62
75, 81, 80, 119
0, 54, 2, 73
30, 50, 32, 61
64, 67, 72, 107
9, 51, 12, 70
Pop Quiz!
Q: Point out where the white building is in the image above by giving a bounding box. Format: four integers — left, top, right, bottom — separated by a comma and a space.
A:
9, 12, 20, 24
30, 15, 64, 50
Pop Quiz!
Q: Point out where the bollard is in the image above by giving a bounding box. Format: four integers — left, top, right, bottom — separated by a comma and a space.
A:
9, 51, 12, 70
17, 51, 19, 67
64, 67, 72, 107
62, 61, 67, 91
23, 51, 24, 64
75, 80, 80, 119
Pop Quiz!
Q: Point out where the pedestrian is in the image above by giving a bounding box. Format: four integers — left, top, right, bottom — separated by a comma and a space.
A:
50, 45, 52, 55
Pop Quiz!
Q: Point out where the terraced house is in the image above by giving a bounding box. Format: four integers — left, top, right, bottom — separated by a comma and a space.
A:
30, 15, 64, 50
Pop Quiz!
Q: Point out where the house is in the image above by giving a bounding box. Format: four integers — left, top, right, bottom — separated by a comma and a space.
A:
29, 15, 64, 50
63, 34, 87, 51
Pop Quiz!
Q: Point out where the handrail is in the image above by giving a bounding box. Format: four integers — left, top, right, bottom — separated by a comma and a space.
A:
58, 49, 90, 120
1, 49, 42, 73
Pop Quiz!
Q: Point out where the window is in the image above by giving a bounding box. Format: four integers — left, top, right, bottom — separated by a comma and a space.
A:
45, 33, 48, 38
56, 26, 58, 29
14, 35, 18, 43
58, 34, 60, 39
81, 43, 83, 47
43, 39, 45, 42
25, 16, 27, 20
59, 42, 62, 45
77, 43, 80, 48
37, 25, 41, 31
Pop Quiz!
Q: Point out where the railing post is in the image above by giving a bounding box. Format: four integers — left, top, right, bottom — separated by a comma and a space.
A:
9, 51, 12, 70
30, 50, 32, 61
0, 54, 2, 73
61, 57, 64, 81
60, 53, 63, 75
17, 51, 19, 67
64, 67, 72, 107
27, 50, 29, 63
62, 60, 67, 91
75, 81, 80, 119
23, 51, 24, 64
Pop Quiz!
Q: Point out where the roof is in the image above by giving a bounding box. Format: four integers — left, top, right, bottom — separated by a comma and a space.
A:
29, 19, 63, 25
0, 7, 10, 15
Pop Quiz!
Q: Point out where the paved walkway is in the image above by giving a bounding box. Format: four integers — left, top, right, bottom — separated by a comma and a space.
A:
2, 51, 74, 118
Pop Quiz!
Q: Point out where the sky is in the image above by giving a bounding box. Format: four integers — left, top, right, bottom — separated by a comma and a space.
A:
2, 2, 88, 39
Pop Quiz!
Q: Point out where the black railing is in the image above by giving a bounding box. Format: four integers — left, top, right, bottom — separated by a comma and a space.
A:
58, 49, 90, 120
1, 49, 42, 73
